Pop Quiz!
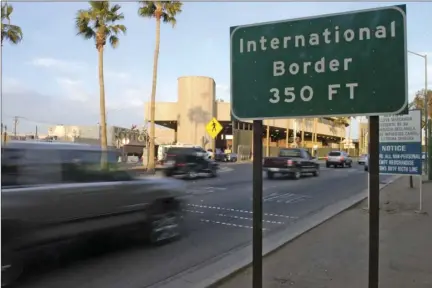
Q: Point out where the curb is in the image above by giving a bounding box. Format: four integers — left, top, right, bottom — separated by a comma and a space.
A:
147, 175, 401, 288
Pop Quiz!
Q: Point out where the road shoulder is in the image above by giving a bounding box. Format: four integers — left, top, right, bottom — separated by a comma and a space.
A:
216, 177, 432, 288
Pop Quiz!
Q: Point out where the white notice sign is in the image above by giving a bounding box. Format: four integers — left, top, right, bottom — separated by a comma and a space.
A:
379, 110, 421, 143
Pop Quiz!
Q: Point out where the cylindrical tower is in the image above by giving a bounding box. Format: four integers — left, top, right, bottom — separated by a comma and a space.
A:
177, 76, 216, 147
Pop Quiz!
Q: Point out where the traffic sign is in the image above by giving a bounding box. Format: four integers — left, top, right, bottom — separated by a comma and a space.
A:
230, 5, 407, 120
379, 110, 422, 175
206, 117, 223, 139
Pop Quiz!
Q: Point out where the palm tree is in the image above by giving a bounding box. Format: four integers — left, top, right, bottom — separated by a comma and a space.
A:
75, 1, 126, 165
1, 3, 23, 46
138, 1, 183, 171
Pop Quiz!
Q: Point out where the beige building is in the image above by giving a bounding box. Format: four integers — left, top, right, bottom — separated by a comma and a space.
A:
145, 76, 348, 154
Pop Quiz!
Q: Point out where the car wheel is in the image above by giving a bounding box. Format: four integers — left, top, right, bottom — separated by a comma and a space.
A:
146, 213, 182, 245
186, 170, 198, 180
292, 170, 301, 180
364, 166, 368, 172
209, 167, 218, 178
1, 251, 23, 287
266, 171, 274, 179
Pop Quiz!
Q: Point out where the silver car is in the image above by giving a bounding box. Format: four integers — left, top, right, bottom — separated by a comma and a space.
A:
1, 141, 187, 286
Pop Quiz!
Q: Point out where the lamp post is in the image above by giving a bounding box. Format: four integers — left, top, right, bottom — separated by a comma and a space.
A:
408, 50, 429, 179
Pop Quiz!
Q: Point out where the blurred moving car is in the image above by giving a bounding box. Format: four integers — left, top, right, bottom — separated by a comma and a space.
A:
263, 148, 319, 179
162, 146, 219, 179
358, 154, 367, 165
325, 151, 353, 168
1, 141, 187, 286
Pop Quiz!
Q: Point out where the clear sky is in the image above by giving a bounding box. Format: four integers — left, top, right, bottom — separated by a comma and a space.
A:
2, 1, 431, 139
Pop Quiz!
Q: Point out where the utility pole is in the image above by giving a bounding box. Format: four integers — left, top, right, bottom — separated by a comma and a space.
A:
35, 125, 38, 139
13, 116, 19, 136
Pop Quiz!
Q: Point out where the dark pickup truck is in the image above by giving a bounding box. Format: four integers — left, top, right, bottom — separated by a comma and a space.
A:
263, 148, 320, 180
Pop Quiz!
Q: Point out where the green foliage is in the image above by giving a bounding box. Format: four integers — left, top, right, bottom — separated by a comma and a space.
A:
75, 1, 126, 49
1, 4, 23, 45
408, 89, 431, 128
138, 1, 183, 26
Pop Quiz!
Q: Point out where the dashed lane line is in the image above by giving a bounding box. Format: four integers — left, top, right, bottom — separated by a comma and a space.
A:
186, 204, 298, 219
215, 213, 285, 225
199, 219, 267, 230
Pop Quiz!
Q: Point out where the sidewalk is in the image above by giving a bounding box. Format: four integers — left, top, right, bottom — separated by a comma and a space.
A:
216, 177, 432, 288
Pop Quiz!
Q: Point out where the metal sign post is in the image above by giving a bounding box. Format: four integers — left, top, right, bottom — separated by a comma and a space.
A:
230, 5, 407, 288
368, 116, 380, 288
252, 120, 263, 288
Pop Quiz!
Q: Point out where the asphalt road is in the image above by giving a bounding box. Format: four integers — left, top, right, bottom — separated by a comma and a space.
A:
14, 162, 393, 288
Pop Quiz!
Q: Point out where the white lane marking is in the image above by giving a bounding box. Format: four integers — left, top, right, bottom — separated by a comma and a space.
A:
216, 213, 284, 225
187, 187, 227, 196
200, 219, 267, 230
182, 209, 204, 214
187, 204, 298, 219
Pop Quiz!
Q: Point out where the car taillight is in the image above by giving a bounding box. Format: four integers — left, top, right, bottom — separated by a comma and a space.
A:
287, 159, 293, 166
176, 163, 186, 167
325, 156, 328, 160
340, 156, 344, 161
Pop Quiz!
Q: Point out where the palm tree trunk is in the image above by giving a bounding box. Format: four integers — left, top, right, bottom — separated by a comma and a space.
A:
301, 119, 305, 148
348, 117, 352, 152
98, 46, 108, 167
148, 16, 161, 171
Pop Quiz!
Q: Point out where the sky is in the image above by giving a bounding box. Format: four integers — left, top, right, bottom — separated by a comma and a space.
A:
2, 1, 432, 139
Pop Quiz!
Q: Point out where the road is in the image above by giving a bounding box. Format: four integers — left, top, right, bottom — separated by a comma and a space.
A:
15, 162, 393, 288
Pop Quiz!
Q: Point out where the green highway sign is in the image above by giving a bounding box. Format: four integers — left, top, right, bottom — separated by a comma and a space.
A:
230, 5, 407, 120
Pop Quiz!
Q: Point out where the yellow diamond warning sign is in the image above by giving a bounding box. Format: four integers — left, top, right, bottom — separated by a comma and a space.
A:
205, 117, 223, 139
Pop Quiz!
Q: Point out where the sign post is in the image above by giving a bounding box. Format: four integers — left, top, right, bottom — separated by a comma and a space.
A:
379, 110, 423, 210
230, 5, 407, 288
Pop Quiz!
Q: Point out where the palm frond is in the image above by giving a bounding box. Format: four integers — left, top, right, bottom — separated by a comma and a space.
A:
1, 3, 23, 45
75, 1, 126, 49
138, 1, 182, 27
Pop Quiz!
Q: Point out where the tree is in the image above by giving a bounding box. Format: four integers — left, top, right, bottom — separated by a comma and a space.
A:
1, 3, 23, 46
408, 89, 432, 128
138, 1, 183, 171
75, 1, 126, 166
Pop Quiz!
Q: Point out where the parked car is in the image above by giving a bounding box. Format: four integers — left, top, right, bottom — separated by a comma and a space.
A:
263, 148, 319, 180
1, 141, 187, 286
358, 154, 367, 165
225, 152, 238, 162
162, 146, 219, 179
206, 148, 226, 161
325, 151, 353, 168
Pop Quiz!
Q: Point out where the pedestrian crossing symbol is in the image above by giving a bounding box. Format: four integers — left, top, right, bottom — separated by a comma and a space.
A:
205, 117, 223, 139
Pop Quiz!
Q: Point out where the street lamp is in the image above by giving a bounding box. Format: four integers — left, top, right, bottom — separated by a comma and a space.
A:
408, 50, 429, 179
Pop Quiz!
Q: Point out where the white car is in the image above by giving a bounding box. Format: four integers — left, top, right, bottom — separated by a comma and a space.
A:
358, 154, 367, 165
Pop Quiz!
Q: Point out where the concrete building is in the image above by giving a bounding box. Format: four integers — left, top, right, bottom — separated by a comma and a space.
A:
145, 76, 349, 157
46, 125, 149, 154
